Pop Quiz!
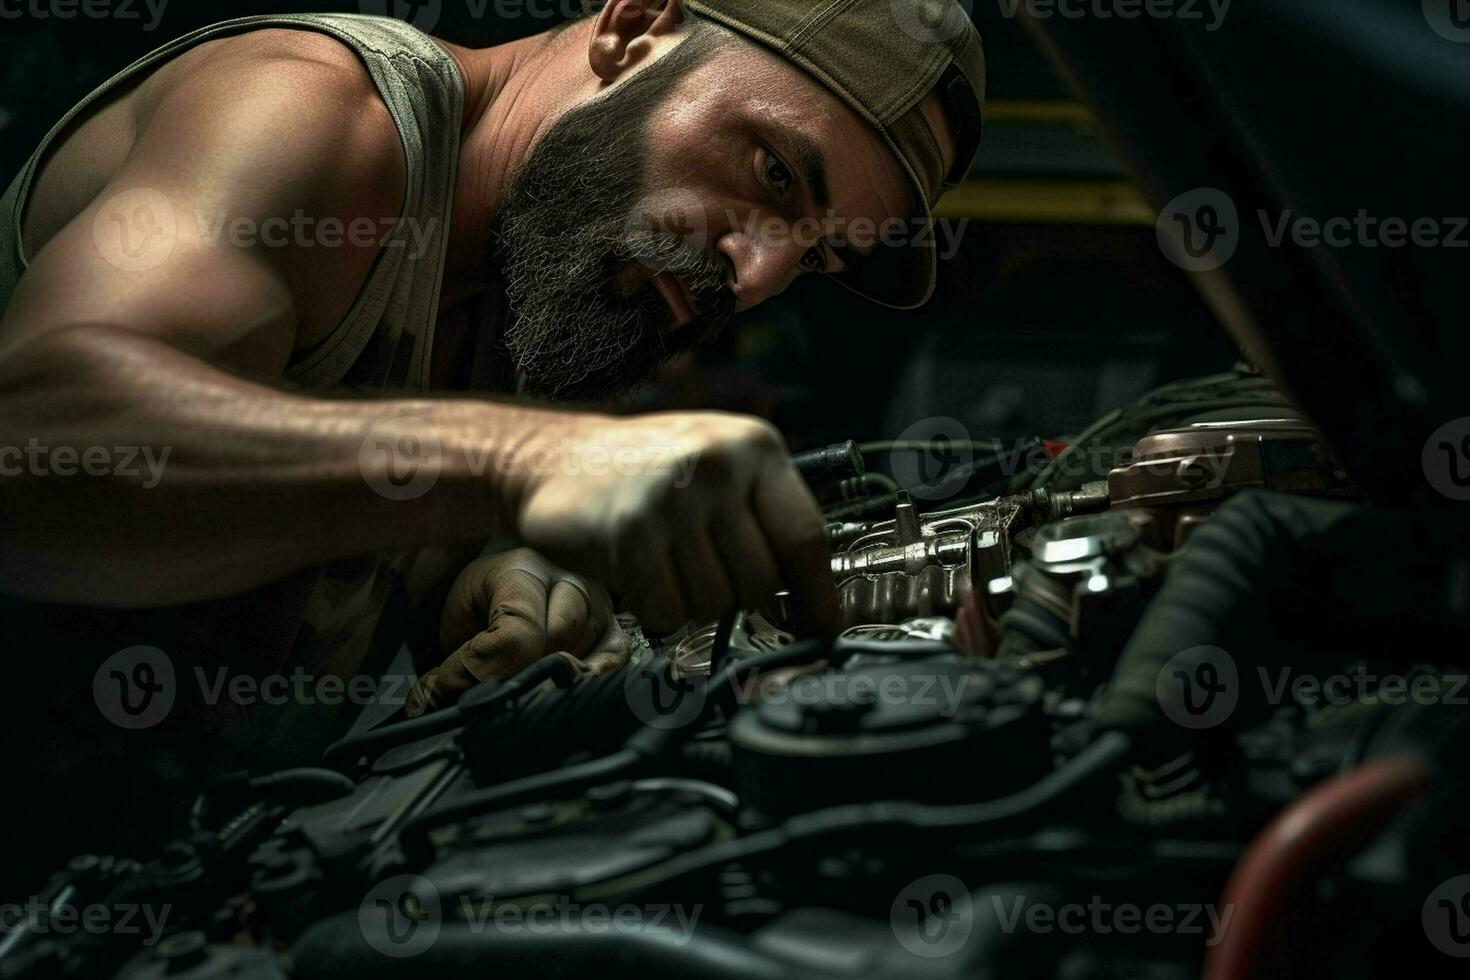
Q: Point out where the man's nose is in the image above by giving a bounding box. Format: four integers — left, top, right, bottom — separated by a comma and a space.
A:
715, 226, 810, 309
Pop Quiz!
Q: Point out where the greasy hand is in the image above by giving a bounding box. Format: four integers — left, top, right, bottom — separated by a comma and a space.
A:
408, 548, 631, 715
515, 412, 841, 636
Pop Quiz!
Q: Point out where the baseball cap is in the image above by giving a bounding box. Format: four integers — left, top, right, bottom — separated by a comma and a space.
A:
683, 0, 985, 309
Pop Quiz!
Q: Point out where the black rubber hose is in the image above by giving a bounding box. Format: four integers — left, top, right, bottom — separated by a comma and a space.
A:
322, 653, 582, 770
294, 914, 799, 980
639, 730, 1133, 890
399, 638, 956, 860
1090, 490, 1470, 759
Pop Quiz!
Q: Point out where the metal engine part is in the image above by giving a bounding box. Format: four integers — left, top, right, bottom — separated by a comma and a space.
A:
990, 510, 1167, 678
826, 491, 1022, 627
1107, 419, 1354, 550
727, 655, 1047, 814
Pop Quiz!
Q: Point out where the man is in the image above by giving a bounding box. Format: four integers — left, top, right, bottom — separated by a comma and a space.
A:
0, 0, 983, 867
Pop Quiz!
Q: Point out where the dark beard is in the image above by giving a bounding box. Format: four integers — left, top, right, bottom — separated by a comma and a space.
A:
494, 32, 736, 403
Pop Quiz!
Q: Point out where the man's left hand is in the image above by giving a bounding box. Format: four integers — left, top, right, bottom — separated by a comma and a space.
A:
408, 548, 631, 715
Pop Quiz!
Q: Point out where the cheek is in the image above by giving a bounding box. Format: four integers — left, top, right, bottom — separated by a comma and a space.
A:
642, 107, 745, 200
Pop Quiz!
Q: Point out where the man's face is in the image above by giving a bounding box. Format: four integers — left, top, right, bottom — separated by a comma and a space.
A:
496, 26, 914, 402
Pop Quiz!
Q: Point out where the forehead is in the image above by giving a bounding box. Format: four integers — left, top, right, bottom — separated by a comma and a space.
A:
665, 34, 913, 225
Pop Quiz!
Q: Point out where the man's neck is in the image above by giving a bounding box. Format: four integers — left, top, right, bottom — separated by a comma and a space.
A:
433, 21, 601, 308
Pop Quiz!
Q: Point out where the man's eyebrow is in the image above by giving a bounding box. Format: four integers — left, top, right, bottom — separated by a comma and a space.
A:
769, 126, 875, 272
780, 130, 831, 211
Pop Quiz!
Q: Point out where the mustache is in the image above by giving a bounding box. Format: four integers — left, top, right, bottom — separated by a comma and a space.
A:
620, 230, 737, 341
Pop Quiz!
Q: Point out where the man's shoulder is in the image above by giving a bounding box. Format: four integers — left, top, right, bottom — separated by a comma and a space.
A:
139, 26, 406, 199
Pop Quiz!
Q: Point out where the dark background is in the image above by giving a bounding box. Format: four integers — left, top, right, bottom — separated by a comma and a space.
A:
0, 1, 1239, 451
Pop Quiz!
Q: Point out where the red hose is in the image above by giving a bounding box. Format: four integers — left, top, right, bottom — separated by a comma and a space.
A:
1203, 754, 1433, 980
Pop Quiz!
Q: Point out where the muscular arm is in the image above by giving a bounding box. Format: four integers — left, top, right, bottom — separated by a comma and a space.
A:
0, 30, 839, 633
0, 32, 553, 606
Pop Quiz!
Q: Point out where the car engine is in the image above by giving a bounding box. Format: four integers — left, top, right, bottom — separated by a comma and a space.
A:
7, 398, 1468, 980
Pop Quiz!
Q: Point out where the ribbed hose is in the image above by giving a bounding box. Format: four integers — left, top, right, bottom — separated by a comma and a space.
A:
1091, 490, 1470, 758
1091, 492, 1352, 757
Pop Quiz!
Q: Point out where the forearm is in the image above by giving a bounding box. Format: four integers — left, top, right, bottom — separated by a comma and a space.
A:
0, 324, 570, 607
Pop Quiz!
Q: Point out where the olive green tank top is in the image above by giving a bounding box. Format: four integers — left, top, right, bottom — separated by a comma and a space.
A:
0, 11, 463, 392
0, 15, 478, 872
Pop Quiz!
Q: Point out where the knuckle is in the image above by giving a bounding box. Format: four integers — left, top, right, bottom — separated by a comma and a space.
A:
738, 418, 785, 454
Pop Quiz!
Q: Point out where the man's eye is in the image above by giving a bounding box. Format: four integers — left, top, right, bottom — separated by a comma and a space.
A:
763, 151, 793, 194
799, 247, 826, 273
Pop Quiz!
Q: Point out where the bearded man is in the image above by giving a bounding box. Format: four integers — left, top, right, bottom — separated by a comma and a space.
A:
0, 0, 983, 875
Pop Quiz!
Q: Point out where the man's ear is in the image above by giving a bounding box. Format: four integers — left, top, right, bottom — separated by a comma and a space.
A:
588, 0, 687, 82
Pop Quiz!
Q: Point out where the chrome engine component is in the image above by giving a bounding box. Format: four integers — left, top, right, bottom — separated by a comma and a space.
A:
827, 491, 1021, 627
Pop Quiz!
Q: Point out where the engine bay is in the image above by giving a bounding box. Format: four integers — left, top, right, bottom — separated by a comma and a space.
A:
11, 393, 1468, 980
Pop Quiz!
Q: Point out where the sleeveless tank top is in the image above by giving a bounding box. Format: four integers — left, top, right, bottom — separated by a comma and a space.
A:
0, 11, 463, 392
0, 15, 483, 872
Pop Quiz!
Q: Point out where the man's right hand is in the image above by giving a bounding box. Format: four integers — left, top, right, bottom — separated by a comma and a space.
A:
515, 411, 840, 637
0, 29, 841, 624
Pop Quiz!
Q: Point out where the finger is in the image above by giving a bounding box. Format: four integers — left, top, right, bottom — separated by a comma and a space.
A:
625, 540, 688, 636
407, 644, 483, 716
438, 549, 549, 653
711, 511, 782, 612
581, 618, 634, 676
451, 568, 552, 679
546, 577, 596, 658
752, 462, 841, 637
673, 527, 735, 623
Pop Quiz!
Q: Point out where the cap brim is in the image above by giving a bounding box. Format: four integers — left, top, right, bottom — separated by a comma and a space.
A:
830, 214, 937, 310
828, 139, 939, 310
